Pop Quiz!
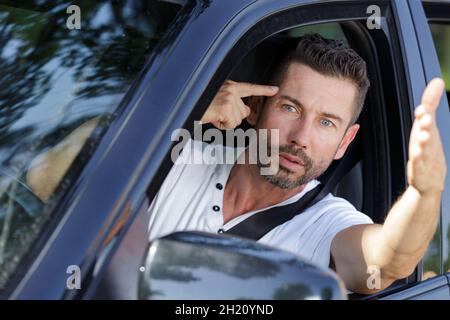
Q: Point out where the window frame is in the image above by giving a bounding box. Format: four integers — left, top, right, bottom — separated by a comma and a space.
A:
142, 0, 423, 299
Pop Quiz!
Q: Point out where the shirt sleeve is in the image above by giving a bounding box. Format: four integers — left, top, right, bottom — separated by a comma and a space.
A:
310, 196, 374, 270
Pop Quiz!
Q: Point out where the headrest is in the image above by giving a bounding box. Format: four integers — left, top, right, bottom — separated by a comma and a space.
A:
229, 34, 298, 85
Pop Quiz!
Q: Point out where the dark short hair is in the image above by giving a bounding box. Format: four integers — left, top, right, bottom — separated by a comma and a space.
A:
269, 33, 370, 125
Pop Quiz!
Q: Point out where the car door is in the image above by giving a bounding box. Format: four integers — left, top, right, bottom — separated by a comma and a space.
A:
90, 0, 447, 299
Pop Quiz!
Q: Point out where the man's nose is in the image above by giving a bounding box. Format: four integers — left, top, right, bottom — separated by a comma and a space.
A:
287, 118, 313, 150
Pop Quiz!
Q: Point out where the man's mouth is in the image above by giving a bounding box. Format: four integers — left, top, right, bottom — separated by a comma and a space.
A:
278, 153, 304, 171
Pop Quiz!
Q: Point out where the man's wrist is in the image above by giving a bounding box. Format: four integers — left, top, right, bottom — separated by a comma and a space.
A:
408, 185, 443, 200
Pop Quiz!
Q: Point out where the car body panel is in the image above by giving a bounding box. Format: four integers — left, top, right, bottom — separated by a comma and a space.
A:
380, 275, 450, 300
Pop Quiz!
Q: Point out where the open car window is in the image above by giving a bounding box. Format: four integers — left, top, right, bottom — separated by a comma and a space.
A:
146, 11, 408, 297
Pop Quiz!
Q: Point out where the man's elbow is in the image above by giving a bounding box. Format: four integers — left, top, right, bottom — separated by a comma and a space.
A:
381, 265, 415, 281
370, 246, 420, 284
345, 262, 413, 295
348, 275, 398, 295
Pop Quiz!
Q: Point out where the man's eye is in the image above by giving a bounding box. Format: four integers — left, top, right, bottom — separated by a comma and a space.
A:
282, 104, 296, 113
320, 119, 334, 127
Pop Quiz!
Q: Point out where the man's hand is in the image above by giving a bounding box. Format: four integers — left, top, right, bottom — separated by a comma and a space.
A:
201, 80, 278, 129
407, 78, 446, 196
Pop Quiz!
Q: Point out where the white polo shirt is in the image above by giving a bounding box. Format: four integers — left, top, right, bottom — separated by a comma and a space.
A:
147, 138, 373, 270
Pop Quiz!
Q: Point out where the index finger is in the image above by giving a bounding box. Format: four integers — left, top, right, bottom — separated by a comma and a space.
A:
233, 82, 279, 98
420, 78, 445, 114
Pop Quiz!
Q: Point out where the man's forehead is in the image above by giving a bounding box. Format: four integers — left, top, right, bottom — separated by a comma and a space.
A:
275, 63, 358, 119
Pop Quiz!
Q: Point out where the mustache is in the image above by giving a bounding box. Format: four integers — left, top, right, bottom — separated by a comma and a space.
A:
277, 144, 313, 171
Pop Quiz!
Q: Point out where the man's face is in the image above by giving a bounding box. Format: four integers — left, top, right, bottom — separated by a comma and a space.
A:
248, 63, 360, 189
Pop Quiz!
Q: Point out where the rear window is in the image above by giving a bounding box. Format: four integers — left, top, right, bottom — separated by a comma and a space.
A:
0, 0, 185, 290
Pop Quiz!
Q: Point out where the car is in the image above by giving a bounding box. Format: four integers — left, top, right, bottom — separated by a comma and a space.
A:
0, 0, 449, 300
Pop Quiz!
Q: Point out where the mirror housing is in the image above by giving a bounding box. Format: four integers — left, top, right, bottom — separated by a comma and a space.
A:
138, 231, 347, 300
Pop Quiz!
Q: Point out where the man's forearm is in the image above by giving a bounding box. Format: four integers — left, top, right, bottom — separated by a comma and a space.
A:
371, 186, 441, 279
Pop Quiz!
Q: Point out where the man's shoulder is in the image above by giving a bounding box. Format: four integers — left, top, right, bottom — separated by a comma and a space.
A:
319, 192, 358, 209
310, 192, 373, 224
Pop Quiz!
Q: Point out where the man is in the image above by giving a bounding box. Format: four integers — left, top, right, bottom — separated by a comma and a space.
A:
147, 34, 446, 294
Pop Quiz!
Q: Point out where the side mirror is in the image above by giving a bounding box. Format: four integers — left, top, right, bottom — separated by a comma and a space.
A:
138, 231, 347, 300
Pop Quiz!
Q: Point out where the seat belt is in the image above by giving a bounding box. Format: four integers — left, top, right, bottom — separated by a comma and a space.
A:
225, 140, 361, 241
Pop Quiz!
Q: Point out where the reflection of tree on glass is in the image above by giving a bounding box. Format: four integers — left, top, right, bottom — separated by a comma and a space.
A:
0, 0, 186, 290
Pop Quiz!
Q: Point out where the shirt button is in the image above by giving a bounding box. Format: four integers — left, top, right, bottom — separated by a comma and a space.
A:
216, 183, 223, 190
217, 228, 225, 234
212, 205, 220, 212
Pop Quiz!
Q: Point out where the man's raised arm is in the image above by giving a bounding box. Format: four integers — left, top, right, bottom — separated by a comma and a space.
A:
331, 78, 447, 294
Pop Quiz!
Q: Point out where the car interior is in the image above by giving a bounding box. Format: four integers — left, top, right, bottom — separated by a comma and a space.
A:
217, 23, 381, 221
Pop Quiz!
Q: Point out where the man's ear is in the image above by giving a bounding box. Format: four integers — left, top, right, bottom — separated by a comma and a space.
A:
334, 124, 360, 160
246, 96, 265, 126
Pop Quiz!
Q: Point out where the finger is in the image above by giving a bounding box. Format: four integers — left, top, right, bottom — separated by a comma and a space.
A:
419, 113, 433, 130
421, 78, 445, 114
224, 106, 243, 129
418, 130, 430, 146
212, 121, 226, 130
237, 99, 251, 119
233, 82, 279, 98
216, 117, 235, 130
414, 105, 426, 119
210, 106, 236, 129
245, 105, 251, 117
201, 108, 220, 124
411, 142, 422, 160
240, 105, 251, 119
